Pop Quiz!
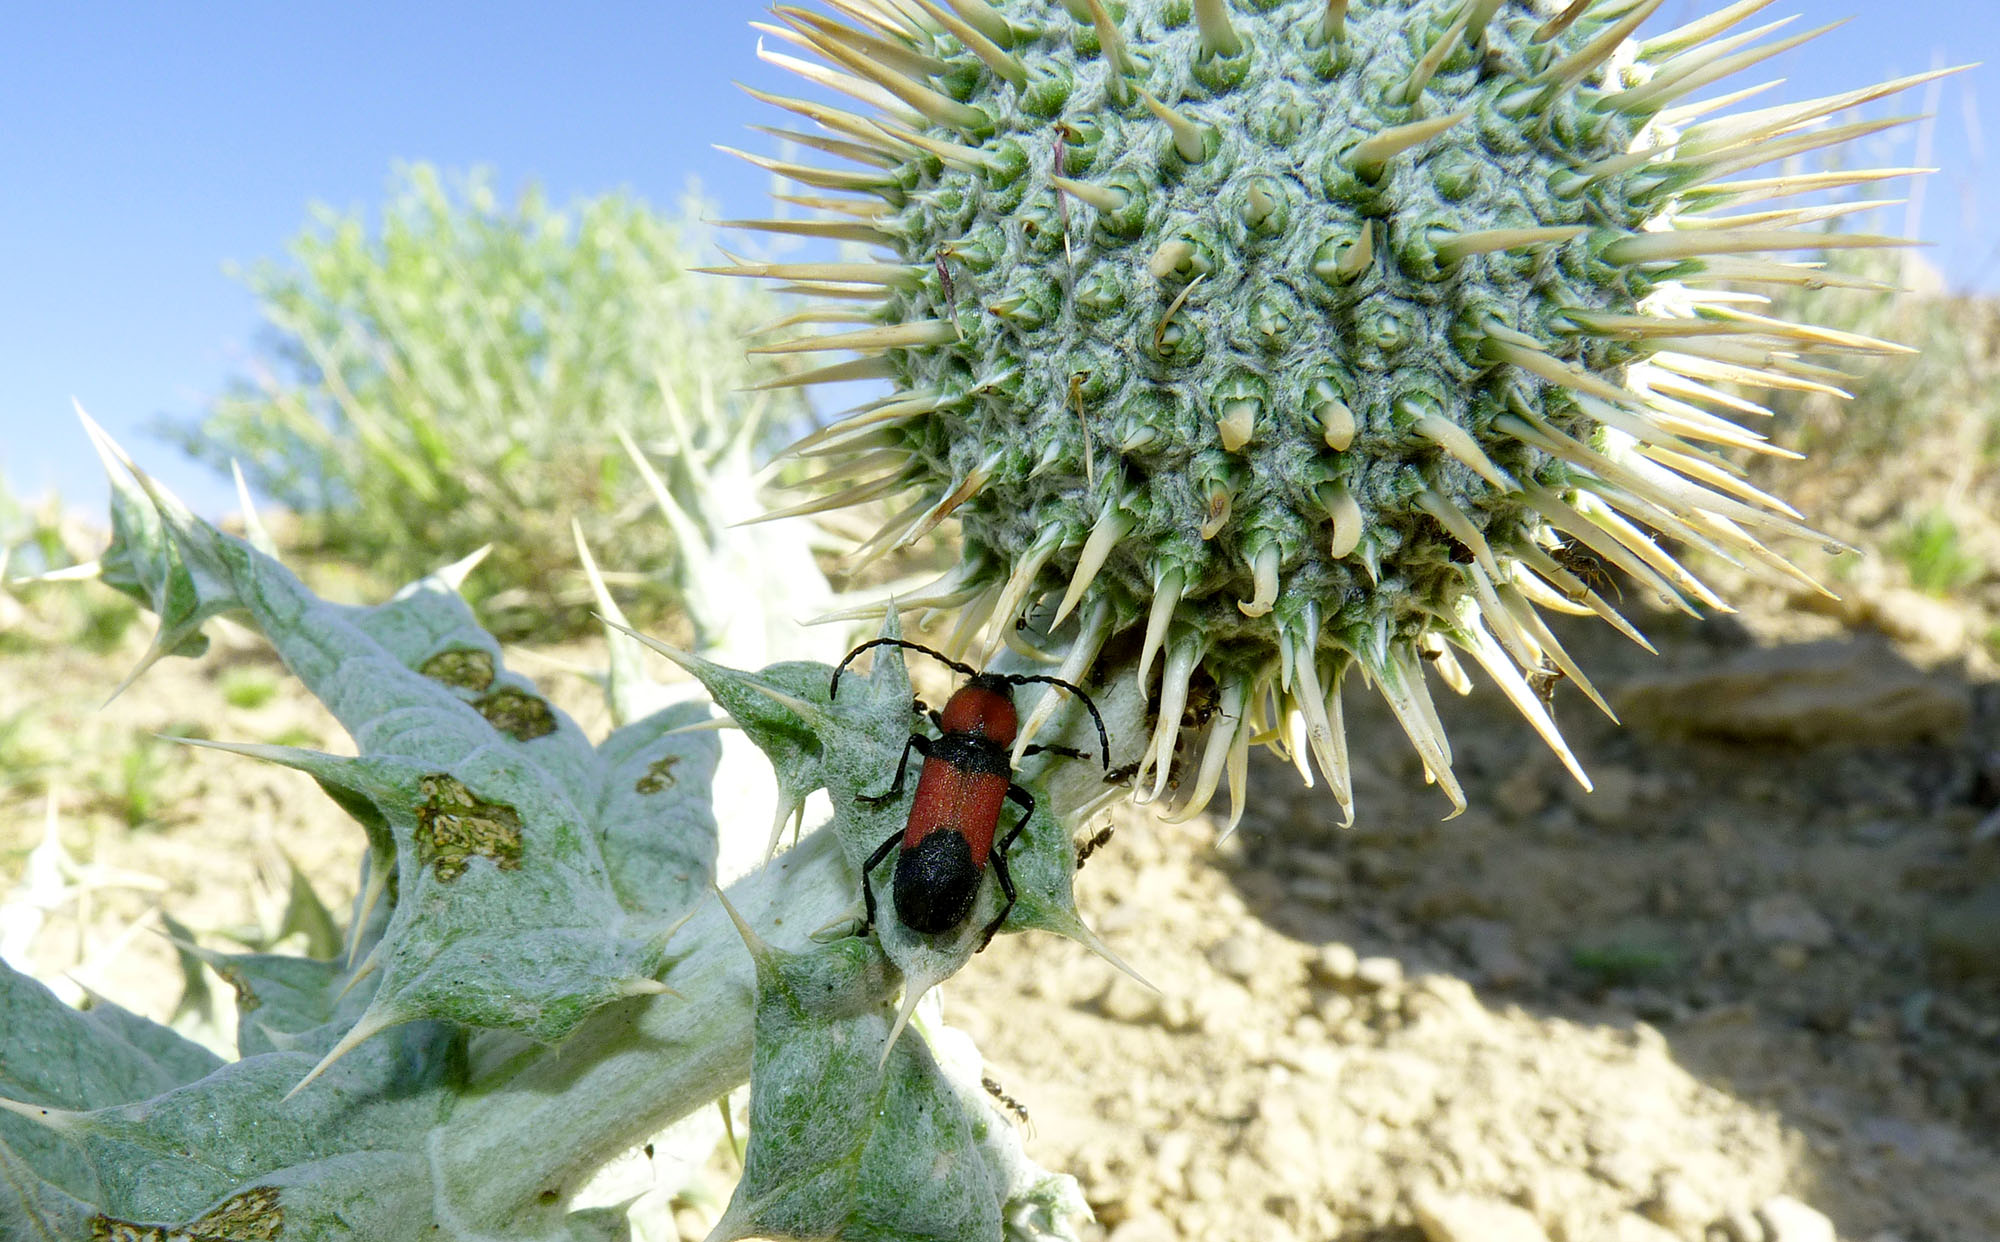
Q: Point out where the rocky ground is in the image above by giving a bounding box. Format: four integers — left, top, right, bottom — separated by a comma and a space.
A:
3, 573, 1998, 1242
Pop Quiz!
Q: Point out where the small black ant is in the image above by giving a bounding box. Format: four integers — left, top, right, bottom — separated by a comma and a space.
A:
1552, 536, 1620, 601
982, 1074, 1031, 1129
1074, 823, 1117, 870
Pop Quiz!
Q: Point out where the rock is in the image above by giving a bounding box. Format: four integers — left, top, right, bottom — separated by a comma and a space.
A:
1413, 1190, 1551, 1242
1866, 586, 1971, 653
1315, 992, 1356, 1028
1495, 764, 1549, 820
1713, 1207, 1767, 1242
1846, 817, 1902, 845
1098, 976, 1164, 1025
1353, 955, 1404, 992
1286, 875, 1344, 905
1975, 806, 2000, 845
1208, 933, 1264, 982
1185, 1165, 1225, 1202
1768, 943, 1811, 972
1405, 974, 1483, 1024
1105, 1212, 1177, 1242
1449, 917, 1536, 988
1755, 1195, 1836, 1242
1925, 884, 2000, 980
1311, 942, 1360, 984
1149, 1131, 1193, 1182
1745, 893, 1835, 950
1276, 1040, 1343, 1080
1615, 638, 1969, 745
1613, 1213, 1684, 1242
1247, 1089, 1320, 1190
1642, 1173, 1710, 1234
1573, 763, 1641, 827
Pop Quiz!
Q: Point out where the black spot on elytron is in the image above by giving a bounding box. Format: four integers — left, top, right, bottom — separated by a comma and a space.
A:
893, 831, 980, 935
474, 687, 557, 741
635, 753, 682, 794
416, 774, 524, 882
420, 647, 496, 692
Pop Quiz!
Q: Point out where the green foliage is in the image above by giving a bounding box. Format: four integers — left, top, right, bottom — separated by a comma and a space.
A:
1, 475, 106, 652
219, 666, 280, 710
1569, 931, 1681, 988
165, 165, 811, 635
0, 708, 54, 794
1889, 508, 1984, 596
84, 734, 177, 829
1766, 251, 1996, 466
1760, 249, 2000, 600
74, 594, 140, 655
0, 476, 79, 582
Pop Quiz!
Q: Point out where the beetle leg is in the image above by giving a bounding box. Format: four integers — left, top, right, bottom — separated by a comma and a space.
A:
1021, 743, 1087, 761
977, 783, 1036, 951
858, 732, 932, 806
858, 826, 903, 937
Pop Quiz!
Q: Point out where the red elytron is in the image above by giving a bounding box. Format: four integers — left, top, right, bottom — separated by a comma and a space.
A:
830, 639, 1111, 948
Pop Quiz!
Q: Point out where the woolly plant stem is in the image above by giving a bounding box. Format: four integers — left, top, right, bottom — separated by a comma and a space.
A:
433, 825, 857, 1230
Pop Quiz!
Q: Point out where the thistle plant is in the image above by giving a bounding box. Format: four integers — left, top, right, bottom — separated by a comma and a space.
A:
0, 425, 1096, 1241
725, 0, 1951, 825
0, 6, 1960, 1240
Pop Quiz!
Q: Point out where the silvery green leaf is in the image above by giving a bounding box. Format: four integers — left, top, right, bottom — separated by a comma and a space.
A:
276, 852, 343, 961
0, 1149, 98, 1242
162, 909, 226, 1041
65, 1152, 433, 1241
0, 959, 224, 1204
98, 457, 721, 1055
595, 700, 723, 918
7, 1024, 455, 1223
648, 641, 833, 833
707, 925, 1002, 1242
0, 956, 223, 1112
923, 1022, 1089, 1242
205, 950, 361, 1059
88, 414, 224, 664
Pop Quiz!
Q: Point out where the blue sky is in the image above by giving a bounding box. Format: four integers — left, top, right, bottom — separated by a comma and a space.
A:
1, 1, 1991, 522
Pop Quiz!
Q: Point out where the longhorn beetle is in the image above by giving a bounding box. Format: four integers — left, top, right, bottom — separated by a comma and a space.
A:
830, 639, 1112, 949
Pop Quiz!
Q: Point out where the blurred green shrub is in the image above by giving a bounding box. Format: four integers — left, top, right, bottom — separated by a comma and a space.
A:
0, 477, 88, 583
1889, 507, 1984, 597
1766, 250, 2000, 466
0, 475, 115, 651
166, 165, 810, 634
1755, 242, 2000, 602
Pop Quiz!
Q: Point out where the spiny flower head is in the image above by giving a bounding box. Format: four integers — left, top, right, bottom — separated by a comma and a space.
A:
722, 0, 1947, 828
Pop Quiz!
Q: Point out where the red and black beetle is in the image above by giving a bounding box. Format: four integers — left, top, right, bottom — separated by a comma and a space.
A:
830, 639, 1111, 948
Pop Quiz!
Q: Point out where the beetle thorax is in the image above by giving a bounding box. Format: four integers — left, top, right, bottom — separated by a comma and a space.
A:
938, 679, 1018, 747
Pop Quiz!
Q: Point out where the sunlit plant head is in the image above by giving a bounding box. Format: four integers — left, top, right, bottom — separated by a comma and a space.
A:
721, 0, 1946, 826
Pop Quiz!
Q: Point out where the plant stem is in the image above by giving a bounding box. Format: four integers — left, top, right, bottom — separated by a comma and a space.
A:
431, 824, 862, 1232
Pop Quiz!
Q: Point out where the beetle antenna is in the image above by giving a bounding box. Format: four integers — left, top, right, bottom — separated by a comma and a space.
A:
830, 638, 980, 699
1002, 674, 1112, 772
